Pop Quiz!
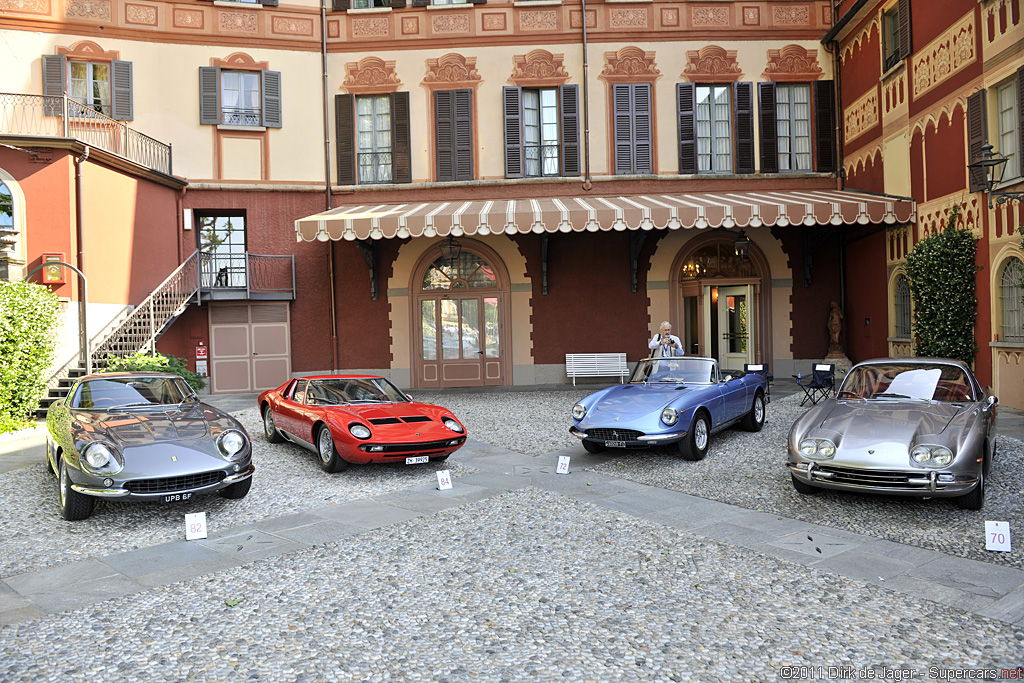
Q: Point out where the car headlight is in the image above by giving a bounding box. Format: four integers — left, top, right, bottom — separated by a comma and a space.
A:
798, 438, 837, 460
349, 423, 372, 439
572, 404, 587, 420
661, 407, 679, 426
909, 445, 954, 468
82, 443, 123, 474
217, 430, 248, 461
442, 418, 464, 433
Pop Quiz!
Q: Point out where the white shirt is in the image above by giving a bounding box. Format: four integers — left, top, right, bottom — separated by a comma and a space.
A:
648, 333, 684, 357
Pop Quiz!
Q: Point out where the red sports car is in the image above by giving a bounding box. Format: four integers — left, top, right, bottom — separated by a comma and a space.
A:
257, 375, 467, 472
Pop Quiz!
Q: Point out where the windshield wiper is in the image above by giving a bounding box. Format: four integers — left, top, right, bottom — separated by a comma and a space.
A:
111, 402, 166, 411
870, 392, 930, 401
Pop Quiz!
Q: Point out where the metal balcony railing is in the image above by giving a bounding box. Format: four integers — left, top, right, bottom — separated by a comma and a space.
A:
200, 251, 296, 298
0, 93, 172, 175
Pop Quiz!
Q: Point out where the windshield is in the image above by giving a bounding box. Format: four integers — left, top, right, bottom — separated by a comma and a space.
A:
71, 376, 194, 409
630, 357, 716, 384
305, 377, 410, 405
838, 363, 976, 402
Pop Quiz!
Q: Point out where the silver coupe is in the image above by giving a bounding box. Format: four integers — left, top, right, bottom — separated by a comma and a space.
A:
787, 358, 996, 510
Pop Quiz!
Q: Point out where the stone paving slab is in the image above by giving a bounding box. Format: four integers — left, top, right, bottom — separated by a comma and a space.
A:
310, 499, 424, 528
99, 540, 224, 579
4, 560, 143, 613
197, 530, 305, 562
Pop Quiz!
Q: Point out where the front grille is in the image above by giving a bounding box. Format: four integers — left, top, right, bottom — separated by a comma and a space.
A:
816, 466, 921, 488
360, 438, 463, 453
125, 471, 225, 494
382, 450, 445, 459
369, 416, 433, 426
587, 428, 644, 441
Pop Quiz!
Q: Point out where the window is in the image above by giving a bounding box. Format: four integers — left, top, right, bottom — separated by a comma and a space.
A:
758, 81, 835, 174
199, 67, 282, 128
42, 55, 133, 120
882, 0, 911, 73
435, 89, 473, 182
612, 83, 652, 175
1001, 258, 1024, 343
776, 84, 812, 172
503, 85, 579, 179
678, 82, 754, 174
0, 178, 19, 281
352, 0, 390, 6
336, 93, 411, 185
894, 273, 911, 338
422, 252, 497, 290
997, 77, 1020, 180
197, 213, 247, 288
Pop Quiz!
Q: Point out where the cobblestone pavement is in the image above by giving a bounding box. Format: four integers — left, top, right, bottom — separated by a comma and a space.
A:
1, 389, 1022, 681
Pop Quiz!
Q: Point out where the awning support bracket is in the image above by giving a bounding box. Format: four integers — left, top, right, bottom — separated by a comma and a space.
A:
541, 234, 549, 296
630, 233, 645, 293
801, 226, 836, 288
355, 239, 378, 301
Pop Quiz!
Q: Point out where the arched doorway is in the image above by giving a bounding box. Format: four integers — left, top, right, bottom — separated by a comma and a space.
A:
672, 234, 771, 373
412, 240, 511, 388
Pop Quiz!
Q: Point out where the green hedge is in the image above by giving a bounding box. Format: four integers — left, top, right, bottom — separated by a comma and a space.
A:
905, 205, 979, 365
105, 352, 207, 392
0, 281, 60, 428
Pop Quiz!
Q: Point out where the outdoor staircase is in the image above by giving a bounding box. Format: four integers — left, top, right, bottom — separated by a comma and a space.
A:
36, 250, 203, 418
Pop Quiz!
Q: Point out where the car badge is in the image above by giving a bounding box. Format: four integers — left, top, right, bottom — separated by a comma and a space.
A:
171, 456, 177, 461
868, 450, 875, 454
613, 431, 619, 439
416, 433, 421, 437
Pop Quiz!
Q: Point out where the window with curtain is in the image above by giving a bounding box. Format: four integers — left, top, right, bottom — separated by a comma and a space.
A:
523, 88, 560, 177
357, 95, 393, 184
68, 60, 111, 116
221, 70, 261, 126
0, 179, 19, 280
883, 6, 901, 71
997, 77, 1020, 180
199, 67, 281, 128
894, 273, 911, 338
1001, 257, 1024, 343
776, 84, 811, 172
197, 213, 247, 288
696, 85, 732, 173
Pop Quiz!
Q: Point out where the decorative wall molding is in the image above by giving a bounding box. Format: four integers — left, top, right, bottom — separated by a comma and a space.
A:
840, 16, 880, 65
352, 16, 390, 38
57, 40, 119, 61
843, 144, 881, 180
742, 6, 760, 25
0, 0, 50, 16
911, 10, 976, 100
691, 6, 729, 27
66, 0, 110, 21
211, 52, 268, 71
682, 46, 742, 83
173, 7, 204, 29
569, 8, 596, 28
481, 12, 506, 31
125, 3, 157, 26
660, 7, 679, 27
773, 5, 809, 25
342, 56, 402, 94
844, 87, 879, 143
272, 16, 314, 37
219, 10, 258, 33
432, 12, 470, 33
609, 7, 648, 29
509, 49, 569, 86
762, 44, 823, 81
599, 46, 660, 84
423, 53, 482, 90
519, 9, 557, 31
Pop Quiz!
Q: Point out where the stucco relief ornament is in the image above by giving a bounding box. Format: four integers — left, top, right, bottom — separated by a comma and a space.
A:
519, 10, 556, 30
432, 13, 469, 33
692, 7, 728, 26
601, 46, 660, 80
424, 54, 481, 87
762, 45, 823, 81
343, 57, 402, 94
0, 0, 49, 13
509, 50, 569, 85
220, 11, 257, 32
682, 46, 742, 82
66, 0, 111, 20
352, 16, 389, 37
126, 4, 157, 25
773, 5, 809, 24
610, 8, 647, 28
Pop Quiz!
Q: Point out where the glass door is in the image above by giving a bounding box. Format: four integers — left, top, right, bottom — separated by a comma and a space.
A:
419, 295, 503, 387
717, 285, 753, 372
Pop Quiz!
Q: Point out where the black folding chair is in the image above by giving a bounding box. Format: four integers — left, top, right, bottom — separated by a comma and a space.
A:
744, 363, 772, 403
796, 363, 835, 406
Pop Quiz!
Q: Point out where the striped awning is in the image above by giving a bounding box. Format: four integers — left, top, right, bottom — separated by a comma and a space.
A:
294, 189, 916, 242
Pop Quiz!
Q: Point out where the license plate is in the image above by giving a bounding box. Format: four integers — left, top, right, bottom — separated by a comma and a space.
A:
406, 456, 429, 465
605, 440, 626, 448
163, 492, 192, 503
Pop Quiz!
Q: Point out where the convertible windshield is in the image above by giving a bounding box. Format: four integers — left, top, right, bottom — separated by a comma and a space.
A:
304, 377, 409, 405
630, 358, 716, 384
838, 363, 976, 402
71, 376, 194, 409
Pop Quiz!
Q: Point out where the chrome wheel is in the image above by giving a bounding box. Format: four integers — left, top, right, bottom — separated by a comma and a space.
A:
262, 406, 283, 443
694, 417, 708, 451
318, 428, 334, 464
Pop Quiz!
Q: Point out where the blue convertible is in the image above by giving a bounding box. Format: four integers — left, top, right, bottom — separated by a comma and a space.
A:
569, 357, 768, 461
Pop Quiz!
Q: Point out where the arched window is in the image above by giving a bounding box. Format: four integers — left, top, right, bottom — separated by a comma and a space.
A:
1000, 257, 1024, 343
0, 178, 22, 281
421, 251, 497, 290
894, 273, 911, 338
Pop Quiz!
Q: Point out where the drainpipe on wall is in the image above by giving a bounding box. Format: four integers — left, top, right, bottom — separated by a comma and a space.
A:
580, 0, 592, 191
74, 145, 90, 372
321, 0, 339, 372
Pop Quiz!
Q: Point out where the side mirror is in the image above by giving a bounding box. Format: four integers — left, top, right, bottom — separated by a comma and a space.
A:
987, 395, 998, 408
406, 394, 414, 402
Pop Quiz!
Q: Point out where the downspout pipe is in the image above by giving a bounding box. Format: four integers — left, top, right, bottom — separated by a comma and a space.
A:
74, 146, 90, 373
321, 0, 339, 372
580, 0, 592, 191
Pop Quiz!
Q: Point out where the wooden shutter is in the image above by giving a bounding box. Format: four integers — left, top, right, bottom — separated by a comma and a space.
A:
391, 0, 406, 7
613, 84, 634, 174
813, 80, 836, 173
261, 70, 282, 128
260, 0, 279, 6
967, 89, 987, 192
411, 0, 429, 6
332, 0, 350, 10
42, 54, 66, 117
110, 60, 133, 121
1018, 66, 1024, 177
391, 91, 412, 184
634, 84, 652, 174
560, 84, 580, 177
199, 66, 221, 125
677, 83, 697, 174
503, 86, 524, 178
336, 94, 356, 186
454, 89, 473, 181
758, 82, 778, 174
435, 90, 455, 182
898, 0, 912, 60
734, 82, 754, 175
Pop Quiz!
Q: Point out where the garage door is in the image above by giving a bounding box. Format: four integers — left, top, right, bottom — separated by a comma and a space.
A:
210, 302, 291, 393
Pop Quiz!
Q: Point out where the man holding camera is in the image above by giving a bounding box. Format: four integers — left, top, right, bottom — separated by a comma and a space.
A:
648, 321, 684, 358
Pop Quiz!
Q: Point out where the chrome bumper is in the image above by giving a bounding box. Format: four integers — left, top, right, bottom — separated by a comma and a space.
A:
788, 461, 978, 496
72, 464, 255, 499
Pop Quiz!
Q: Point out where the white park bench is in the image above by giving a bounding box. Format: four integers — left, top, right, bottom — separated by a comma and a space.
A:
565, 353, 629, 386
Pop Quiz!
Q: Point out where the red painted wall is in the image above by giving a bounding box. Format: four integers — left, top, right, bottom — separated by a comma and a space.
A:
843, 228, 890, 362
923, 108, 967, 201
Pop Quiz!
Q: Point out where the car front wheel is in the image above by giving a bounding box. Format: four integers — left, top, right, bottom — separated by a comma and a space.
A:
679, 411, 710, 461
317, 426, 348, 473
790, 473, 820, 495
59, 458, 95, 521
582, 439, 605, 454
220, 476, 252, 499
263, 405, 284, 443
742, 391, 766, 432
953, 471, 984, 511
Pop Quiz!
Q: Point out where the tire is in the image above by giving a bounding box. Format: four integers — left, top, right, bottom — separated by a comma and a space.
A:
679, 411, 710, 461
219, 476, 252, 500
58, 458, 95, 521
316, 425, 348, 473
742, 391, 766, 432
433, 454, 450, 462
953, 471, 984, 511
790, 473, 820, 495
263, 405, 284, 444
582, 439, 605, 454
